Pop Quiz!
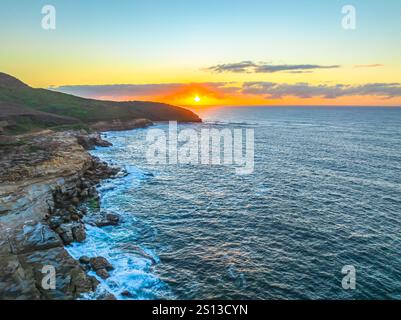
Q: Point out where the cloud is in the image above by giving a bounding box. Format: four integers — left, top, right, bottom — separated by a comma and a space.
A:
50, 82, 234, 101
51, 83, 184, 100
254, 64, 340, 73
206, 61, 340, 74
353, 64, 384, 68
241, 82, 401, 99
204, 61, 257, 73
50, 81, 401, 102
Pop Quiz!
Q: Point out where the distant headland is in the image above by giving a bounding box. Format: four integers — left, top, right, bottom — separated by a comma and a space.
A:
0, 72, 201, 136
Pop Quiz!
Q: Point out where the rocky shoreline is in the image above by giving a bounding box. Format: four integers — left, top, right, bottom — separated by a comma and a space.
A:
0, 129, 131, 299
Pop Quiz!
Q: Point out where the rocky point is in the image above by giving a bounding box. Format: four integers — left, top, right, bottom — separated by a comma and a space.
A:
0, 130, 119, 299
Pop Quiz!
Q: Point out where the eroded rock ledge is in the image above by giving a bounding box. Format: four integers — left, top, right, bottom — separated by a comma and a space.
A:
0, 130, 119, 299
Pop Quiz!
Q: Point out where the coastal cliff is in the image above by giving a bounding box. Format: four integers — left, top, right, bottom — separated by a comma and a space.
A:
0, 72, 201, 135
0, 131, 120, 299
0, 72, 202, 299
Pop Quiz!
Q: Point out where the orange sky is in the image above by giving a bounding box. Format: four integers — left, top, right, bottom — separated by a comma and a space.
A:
86, 82, 401, 108
3, 1, 401, 107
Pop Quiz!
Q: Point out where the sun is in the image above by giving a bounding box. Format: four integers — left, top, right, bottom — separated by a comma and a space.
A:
194, 95, 201, 103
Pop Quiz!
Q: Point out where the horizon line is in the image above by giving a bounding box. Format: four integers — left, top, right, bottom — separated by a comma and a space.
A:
185, 105, 401, 108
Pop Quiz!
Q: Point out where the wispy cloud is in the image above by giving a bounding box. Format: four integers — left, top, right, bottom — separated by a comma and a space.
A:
50, 82, 401, 102
353, 64, 384, 68
205, 61, 257, 73
206, 61, 340, 74
50, 82, 233, 101
241, 82, 401, 99
255, 64, 340, 73
50, 83, 184, 100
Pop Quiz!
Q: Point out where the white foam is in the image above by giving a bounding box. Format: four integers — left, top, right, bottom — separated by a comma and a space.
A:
66, 141, 171, 300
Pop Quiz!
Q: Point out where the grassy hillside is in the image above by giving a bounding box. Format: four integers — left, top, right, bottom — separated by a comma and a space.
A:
0, 72, 201, 134
0, 101, 82, 134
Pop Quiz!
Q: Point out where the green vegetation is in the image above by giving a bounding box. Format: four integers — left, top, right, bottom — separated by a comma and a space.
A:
87, 198, 100, 210
51, 123, 92, 133
28, 145, 43, 153
5, 117, 39, 134
0, 73, 201, 135
0, 138, 26, 147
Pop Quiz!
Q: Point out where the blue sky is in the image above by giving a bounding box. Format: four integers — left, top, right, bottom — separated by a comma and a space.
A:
2, 0, 400, 67
1, 0, 401, 106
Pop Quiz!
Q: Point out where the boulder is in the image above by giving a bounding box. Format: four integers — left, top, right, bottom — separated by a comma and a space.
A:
96, 268, 110, 279
58, 224, 74, 245
18, 247, 98, 300
79, 256, 91, 265
77, 133, 112, 150
106, 213, 120, 224
71, 224, 86, 242
89, 257, 114, 271
121, 290, 133, 297
71, 197, 80, 206
97, 292, 117, 300
80, 189, 89, 199
93, 212, 121, 227
11, 222, 62, 254
0, 254, 41, 300
48, 216, 63, 229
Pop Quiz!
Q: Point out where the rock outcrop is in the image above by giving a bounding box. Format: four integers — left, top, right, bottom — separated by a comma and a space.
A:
0, 130, 117, 299
76, 132, 112, 150
89, 118, 153, 132
0, 72, 202, 135
87, 211, 121, 228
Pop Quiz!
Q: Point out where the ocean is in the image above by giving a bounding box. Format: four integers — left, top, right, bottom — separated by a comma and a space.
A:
67, 106, 401, 300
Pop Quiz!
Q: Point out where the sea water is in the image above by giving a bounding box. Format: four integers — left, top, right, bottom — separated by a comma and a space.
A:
67, 106, 401, 300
